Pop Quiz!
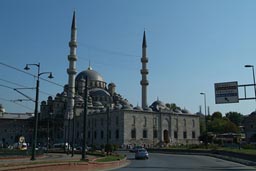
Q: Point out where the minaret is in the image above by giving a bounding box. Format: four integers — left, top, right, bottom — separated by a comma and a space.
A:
66, 11, 77, 119
140, 31, 149, 109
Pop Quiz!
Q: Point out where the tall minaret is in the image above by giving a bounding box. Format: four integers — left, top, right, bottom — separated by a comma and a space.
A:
66, 11, 77, 119
140, 31, 149, 109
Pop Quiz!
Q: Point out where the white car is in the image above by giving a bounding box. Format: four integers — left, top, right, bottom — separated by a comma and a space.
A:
135, 148, 149, 159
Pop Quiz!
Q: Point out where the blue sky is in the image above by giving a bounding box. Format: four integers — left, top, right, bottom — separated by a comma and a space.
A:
1, 0, 256, 115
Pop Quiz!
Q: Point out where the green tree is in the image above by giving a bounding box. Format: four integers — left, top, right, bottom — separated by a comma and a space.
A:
207, 117, 239, 134
225, 112, 243, 126
211, 111, 222, 120
166, 103, 181, 110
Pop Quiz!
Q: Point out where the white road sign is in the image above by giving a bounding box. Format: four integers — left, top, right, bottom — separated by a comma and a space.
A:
215, 81, 239, 104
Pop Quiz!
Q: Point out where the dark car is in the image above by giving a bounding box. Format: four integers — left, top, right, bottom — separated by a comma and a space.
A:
135, 148, 149, 159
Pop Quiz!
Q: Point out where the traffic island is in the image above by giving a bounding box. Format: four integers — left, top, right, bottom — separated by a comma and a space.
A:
0, 156, 129, 171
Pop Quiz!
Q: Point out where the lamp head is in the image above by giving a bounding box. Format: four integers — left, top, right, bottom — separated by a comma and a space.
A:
245, 65, 253, 68
24, 64, 30, 70
48, 73, 54, 79
200, 92, 205, 95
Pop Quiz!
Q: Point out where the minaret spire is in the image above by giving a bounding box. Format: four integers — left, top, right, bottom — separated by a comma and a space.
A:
66, 11, 77, 119
71, 10, 76, 30
140, 31, 149, 109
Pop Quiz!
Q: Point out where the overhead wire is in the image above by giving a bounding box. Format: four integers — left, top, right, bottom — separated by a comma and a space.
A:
0, 97, 34, 111
0, 78, 53, 97
0, 62, 64, 88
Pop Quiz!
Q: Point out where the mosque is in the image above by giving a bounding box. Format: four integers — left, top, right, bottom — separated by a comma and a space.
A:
40, 12, 200, 148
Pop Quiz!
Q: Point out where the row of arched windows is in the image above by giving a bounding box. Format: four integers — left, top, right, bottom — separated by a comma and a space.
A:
132, 115, 196, 128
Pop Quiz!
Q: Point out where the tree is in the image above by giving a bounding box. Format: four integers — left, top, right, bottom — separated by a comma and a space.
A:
225, 112, 244, 126
211, 111, 222, 120
207, 117, 239, 134
166, 103, 181, 110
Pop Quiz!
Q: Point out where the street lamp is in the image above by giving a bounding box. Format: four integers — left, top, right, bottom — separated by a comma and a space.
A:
81, 76, 88, 161
24, 63, 53, 160
244, 65, 256, 103
200, 92, 207, 148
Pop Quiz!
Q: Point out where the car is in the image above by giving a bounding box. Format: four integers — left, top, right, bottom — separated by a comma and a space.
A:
129, 146, 143, 152
135, 148, 149, 160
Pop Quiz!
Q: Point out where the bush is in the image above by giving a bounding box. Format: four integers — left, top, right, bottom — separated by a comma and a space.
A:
105, 144, 113, 155
242, 144, 256, 149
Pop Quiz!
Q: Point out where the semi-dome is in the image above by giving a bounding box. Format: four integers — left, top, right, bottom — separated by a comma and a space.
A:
76, 67, 104, 82
90, 88, 110, 97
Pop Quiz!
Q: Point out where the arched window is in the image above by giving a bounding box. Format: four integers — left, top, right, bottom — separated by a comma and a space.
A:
192, 119, 195, 128
116, 129, 119, 139
144, 117, 147, 127
153, 118, 157, 127
183, 119, 186, 127
101, 130, 104, 139
143, 129, 148, 138
132, 116, 136, 125
131, 129, 136, 139
153, 129, 158, 138
116, 116, 119, 126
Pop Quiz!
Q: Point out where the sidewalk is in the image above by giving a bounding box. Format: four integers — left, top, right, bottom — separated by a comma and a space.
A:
0, 153, 129, 171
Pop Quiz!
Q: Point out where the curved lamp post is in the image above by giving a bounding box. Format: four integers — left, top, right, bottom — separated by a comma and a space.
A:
24, 63, 53, 160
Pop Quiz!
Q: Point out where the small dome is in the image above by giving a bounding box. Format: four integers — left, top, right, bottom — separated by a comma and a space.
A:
114, 103, 122, 110
61, 91, 67, 97
41, 101, 47, 105
150, 100, 166, 111
143, 107, 153, 112
122, 104, 133, 110
174, 108, 182, 114
134, 105, 143, 111
108, 82, 116, 87
182, 108, 190, 114
250, 111, 256, 116
75, 95, 84, 102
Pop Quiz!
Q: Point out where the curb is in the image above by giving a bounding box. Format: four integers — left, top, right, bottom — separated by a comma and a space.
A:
0, 157, 129, 171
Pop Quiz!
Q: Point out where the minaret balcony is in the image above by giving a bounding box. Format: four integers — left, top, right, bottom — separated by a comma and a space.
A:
67, 68, 77, 75
141, 57, 148, 63
68, 54, 77, 61
140, 69, 149, 75
140, 80, 149, 85
69, 41, 78, 47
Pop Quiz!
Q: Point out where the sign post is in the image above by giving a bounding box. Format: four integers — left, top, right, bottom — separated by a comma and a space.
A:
215, 81, 239, 104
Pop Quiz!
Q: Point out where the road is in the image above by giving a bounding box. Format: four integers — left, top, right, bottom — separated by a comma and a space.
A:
114, 151, 256, 171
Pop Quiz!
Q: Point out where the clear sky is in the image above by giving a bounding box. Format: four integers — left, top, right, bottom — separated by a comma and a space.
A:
1, 0, 256, 115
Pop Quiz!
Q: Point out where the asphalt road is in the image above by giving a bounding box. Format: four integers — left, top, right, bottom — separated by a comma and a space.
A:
114, 151, 256, 171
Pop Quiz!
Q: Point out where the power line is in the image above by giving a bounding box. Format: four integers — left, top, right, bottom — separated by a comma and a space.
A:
0, 97, 34, 111
0, 62, 64, 88
0, 80, 53, 97
0, 78, 31, 89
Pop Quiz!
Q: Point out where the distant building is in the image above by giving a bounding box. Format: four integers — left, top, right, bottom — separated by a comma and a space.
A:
0, 110, 33, 147
40, 12, 200, 148
243, 111, 256, 143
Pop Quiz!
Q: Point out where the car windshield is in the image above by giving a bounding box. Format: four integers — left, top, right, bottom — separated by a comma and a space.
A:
137, 149, 146, 153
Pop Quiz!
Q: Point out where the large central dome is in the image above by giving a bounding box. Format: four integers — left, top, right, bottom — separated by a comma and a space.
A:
76, 66, 104, 82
